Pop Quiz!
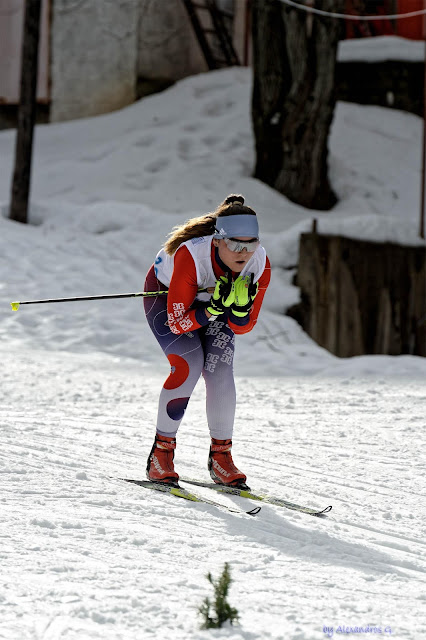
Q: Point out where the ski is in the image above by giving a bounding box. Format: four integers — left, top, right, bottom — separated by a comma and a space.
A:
180, 478, 332, 517
120, 479, 261, 516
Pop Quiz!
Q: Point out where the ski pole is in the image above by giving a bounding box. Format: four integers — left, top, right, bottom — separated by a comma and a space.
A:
10, 288, 211, 311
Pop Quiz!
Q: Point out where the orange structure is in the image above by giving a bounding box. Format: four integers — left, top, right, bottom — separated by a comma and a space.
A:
344, 0, 426, 40
395, 0, 425, 40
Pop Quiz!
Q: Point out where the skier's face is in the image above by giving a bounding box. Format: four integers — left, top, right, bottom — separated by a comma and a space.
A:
214, 237, 256, 273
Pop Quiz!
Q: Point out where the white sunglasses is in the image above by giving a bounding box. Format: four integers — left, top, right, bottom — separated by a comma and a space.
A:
223, 237, 260, 253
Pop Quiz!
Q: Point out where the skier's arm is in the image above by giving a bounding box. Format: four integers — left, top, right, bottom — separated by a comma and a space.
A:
167, 246, 211, 335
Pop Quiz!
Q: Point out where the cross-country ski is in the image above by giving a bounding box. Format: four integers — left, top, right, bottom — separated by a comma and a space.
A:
180, 478, 332, 516
120, 478, 261, 516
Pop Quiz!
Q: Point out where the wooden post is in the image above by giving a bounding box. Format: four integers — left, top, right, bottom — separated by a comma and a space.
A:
420, 39, 426, 239
244, 0, 251, 66
10, 0, 42, 225
421, 5, 426, 239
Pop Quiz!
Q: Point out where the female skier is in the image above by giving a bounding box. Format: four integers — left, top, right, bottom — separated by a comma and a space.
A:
143, 194, 271, 489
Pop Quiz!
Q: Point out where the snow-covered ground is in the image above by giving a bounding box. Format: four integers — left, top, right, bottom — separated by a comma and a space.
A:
1, 65, 425, 639
338, 35, 425, 63
1, 348, 425, 639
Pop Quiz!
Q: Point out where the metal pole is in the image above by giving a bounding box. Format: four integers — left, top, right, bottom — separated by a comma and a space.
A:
10, 288, 211, 311
10, 291, 169, 311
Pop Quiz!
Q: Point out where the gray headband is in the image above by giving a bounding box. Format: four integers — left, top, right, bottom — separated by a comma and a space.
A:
213, 214, 259, 239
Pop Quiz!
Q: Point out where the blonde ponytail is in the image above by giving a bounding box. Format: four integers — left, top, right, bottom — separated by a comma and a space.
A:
163, 214, 217, 255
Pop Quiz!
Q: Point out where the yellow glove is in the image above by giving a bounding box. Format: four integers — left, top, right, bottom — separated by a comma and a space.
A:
232, 274, 259, 318
207, 273, 235, 317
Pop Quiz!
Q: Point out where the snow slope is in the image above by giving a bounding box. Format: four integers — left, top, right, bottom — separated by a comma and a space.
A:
0, 67, 425, 639
1, 348, 425, 640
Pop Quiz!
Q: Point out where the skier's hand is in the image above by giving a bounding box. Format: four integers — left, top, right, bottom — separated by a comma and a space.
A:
206, 273, 235, 317
231, 274, 259, 318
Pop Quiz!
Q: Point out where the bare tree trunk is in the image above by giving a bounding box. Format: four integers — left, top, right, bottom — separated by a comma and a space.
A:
10, 0, 42, 225
252, 0, 343, 210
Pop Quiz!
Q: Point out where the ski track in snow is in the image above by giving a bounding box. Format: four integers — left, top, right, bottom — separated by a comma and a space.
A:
1, 347, 425, 640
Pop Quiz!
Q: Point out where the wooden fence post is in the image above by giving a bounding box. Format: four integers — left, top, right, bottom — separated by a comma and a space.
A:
10, 0, 42, 225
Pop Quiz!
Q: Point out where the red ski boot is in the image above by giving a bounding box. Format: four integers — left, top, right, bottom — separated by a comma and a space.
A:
146, 434, 179, 485
208, 438, 249, 489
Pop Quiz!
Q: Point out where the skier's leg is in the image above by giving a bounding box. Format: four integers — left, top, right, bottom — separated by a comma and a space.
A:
144, 268, 204, 482
201, 318, 236, 440
144, 269, 204, 437
201, 319, 247, 487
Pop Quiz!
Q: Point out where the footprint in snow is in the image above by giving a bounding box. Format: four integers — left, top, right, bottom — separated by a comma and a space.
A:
133, 134, 155, 148
144, 158, 170, 173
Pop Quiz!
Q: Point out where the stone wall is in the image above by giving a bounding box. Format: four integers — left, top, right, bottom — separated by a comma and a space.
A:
50, 0, 139, 122
288, 233, 426, 358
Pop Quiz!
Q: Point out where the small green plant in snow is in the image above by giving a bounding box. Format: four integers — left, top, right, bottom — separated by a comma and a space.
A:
198, 562, 240, 629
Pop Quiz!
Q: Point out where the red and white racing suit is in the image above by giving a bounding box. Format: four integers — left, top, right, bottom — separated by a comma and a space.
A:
143, 235, 271, 439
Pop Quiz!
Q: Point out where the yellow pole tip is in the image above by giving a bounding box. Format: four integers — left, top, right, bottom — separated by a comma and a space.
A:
10, 302, 20, 311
